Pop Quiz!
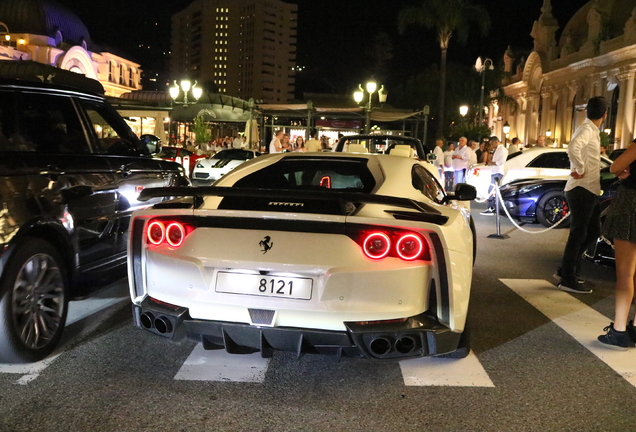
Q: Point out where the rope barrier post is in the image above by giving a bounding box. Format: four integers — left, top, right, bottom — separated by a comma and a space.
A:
487, 177, 510, 240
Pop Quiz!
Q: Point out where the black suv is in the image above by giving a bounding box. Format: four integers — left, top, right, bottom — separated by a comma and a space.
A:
0, 70, 188, 363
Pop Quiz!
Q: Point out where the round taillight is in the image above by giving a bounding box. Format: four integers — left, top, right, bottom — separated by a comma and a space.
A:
166, 222, 185, 247
147, 221, 165, 245
396, 234, 424, 261
363, 232, 391, 259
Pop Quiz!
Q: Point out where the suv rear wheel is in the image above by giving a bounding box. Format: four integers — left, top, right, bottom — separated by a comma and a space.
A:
0, 238, 68, 363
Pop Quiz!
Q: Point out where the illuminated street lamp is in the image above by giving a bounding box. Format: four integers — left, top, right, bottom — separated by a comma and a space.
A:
502, 121, 511, 146
475, 57, 494, 137
170, 79, 202, 107
459, 105, 469, 124
354, 78, 387, 134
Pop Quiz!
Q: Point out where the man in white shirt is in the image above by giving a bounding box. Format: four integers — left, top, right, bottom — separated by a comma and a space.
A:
468, 140, 478, 166
451, 136, 470, 184
555, 96, 607, 294
269, 130, 284, 154
433, 138, 445, 179
232, 135, 243, 149
481, 136, 508, 215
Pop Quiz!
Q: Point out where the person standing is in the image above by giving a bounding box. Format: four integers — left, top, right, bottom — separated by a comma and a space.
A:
468, 140, 478, 167
443, 142, 455, 191
452, 136, 470, 184
536, 135, 546, 147
598, 138, 636, 348
306, 129, 321, 152
232, 134, 242, 149
555, 96, 607, 294
475, 141, 485, 164
269, 130, 284, 154
480, 136, 508, 215
433, 138, 445, 179
509, 137, 520, 154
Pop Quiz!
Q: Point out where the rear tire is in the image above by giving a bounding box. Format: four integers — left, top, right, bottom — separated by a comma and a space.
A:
0, 238, 68, 363
537, 190, 570, 228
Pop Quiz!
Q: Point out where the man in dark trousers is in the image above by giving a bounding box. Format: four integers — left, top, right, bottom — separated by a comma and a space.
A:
556, 96, 607, 293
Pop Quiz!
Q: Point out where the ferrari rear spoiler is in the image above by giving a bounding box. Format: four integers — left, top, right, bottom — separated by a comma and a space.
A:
138, 186, 448, 223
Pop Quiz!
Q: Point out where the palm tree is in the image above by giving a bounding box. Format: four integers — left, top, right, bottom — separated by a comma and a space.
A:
398, 0, 490, 136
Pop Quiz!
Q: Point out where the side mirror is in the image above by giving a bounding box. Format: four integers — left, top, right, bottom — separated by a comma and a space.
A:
426, 153, 437, 162
442, 183, 477, 203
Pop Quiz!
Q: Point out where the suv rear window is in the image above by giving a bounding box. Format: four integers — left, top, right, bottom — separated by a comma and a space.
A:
232, 157, 376, 193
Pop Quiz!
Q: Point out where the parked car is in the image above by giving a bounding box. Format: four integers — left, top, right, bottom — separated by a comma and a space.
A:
608, 148, 625, 161
128, 151, 477, 360
498, 169, 619, 227
154, 146, 206, 178
333, 134, 442, 184
585, 198, 616, 265
0, 71, 188, 363
191, 148, 261, 186
466, 147, 613, 200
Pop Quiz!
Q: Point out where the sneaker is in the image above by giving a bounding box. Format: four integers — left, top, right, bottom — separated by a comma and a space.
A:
480, 208, 495, 216
553, 272, 585, 284
598, 323, 629, 350
558, 280, 592, 294
628, 320, 636, 343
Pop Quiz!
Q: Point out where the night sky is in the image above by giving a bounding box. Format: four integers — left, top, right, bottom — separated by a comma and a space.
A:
55, 0, 591, 93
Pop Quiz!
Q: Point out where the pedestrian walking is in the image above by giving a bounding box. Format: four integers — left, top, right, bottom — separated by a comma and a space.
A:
480, 136, 508, 215
555, 96, 607, 294
597, 138, 636, 348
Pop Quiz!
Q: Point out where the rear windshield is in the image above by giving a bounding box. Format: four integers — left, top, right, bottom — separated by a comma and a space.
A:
213, 149, 258, 160
232, 157, 376, 193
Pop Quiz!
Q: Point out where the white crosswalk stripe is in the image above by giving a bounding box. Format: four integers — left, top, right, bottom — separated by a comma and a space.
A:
502, 278, 636, 388
175, 346, 270, 382
399, 352, 494, 387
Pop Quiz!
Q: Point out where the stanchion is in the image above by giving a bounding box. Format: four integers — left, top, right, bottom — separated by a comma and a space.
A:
487, 177, 509, 240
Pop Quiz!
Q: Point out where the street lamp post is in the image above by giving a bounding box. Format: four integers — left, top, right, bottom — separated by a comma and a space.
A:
459, 105, 469, 125
169, 79, 203, 107
422, 105, 430, 148
475, 57, 494, 137
354, 79, 387, 134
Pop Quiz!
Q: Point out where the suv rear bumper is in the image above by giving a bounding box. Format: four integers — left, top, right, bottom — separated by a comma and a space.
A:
133, 298, 461, 360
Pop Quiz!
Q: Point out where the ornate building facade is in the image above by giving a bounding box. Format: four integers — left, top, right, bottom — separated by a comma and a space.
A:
498, 0, 636, 150
0, 0, 141, 97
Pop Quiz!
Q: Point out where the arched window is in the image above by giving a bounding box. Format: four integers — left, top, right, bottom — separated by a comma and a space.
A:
0, 23, 9, 34
108, 61, 115, 83
128, 68, 134, 87
119, 64, 125, 85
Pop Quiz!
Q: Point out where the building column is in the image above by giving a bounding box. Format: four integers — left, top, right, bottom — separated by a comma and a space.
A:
563, 83, 578, 144
617, 67, 636, 148
540, 89, 552, 136
526, 92, 540, 143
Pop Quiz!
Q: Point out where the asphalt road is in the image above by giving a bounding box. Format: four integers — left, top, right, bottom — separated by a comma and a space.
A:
1, 202, 633, 432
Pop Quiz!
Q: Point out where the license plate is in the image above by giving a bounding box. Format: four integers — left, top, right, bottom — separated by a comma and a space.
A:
215, 272, 313, 300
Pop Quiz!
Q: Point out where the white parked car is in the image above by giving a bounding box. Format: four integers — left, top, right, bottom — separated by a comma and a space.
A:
128, 151, 477, 360
191, 148, 260, 186
466, 147, 612, 200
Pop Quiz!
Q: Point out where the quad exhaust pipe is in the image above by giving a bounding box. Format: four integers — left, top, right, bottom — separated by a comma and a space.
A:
139, 312, 174, 335
368, 335, 418, 357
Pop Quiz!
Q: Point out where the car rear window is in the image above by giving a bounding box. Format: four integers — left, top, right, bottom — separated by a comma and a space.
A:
232, 157, 376, 193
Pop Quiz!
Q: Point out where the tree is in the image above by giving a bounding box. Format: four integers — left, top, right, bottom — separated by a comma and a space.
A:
192, 114, 211, 144
398, 0, 490, 136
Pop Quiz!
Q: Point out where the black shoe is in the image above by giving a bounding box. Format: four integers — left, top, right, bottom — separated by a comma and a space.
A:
553, 272, 585, 284
628, 320, 636, 343
598, 323, 629, 350
557, 280, 592, 294
480, 208, 495, 216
